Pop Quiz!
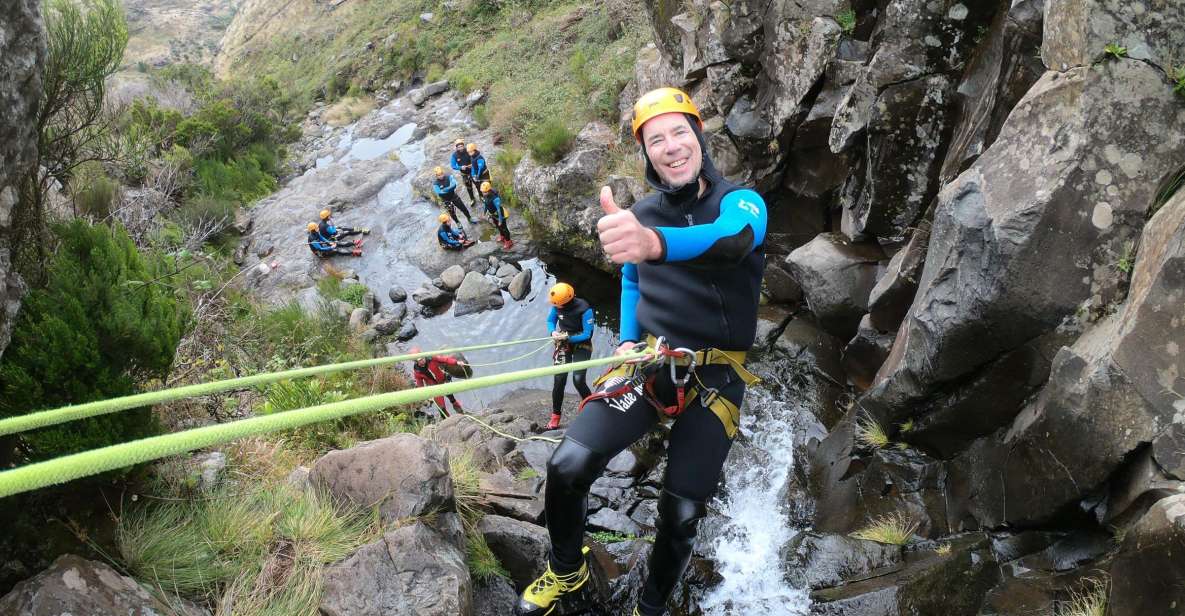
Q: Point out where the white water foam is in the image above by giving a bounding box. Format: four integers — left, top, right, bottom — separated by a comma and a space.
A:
699, 386, 813, 615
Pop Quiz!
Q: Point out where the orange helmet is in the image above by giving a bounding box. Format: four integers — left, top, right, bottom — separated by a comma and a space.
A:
480, 181, 492, 193
434, 166, 444, 177
466, 143, 478, 154
631, 87, 703, 143
319, 208, 331, 220
549, 282, 574, 306
438, 213, 450, 223
307, 222, 318, 232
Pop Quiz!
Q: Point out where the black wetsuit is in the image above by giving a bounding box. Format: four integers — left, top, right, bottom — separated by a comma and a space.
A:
548, 298, 594, 417
451, 149, 479, 203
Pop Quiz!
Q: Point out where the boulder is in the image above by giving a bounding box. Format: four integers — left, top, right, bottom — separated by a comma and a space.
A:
354, 111, 410, 140
454, 271, 499, 316
946, 186, 1185, 528
440, 264, 467, 291
396, 320, 418, 341
478, 467, 545, 523
388, 285, 407, 302
464, 89, 486, 108
786, 233, 886, 339
867, 229, 927, 332
494, 262, 518, 289
780, 532, 902, 591
409, 80, 450, 106
508, 269, 532, 300
0, 0, 42, 361
771, 315, 845, 388
757, 14, 842, 141
420, 410, 532, 472
478, 515, 550, 589
320, 522, 471, 616
310, 433, 453, 523
1042, 0, 1185, 72
372, 313, 401, 336
514, 122, 616, 270
863, 59, 1185, 432
1108, 494, 1185, 615
0, 555, 207, 616
762, 261, 803, 304
842, 315, 894, 391
348, 307, 371, 330
411, 284, 453, 309
473, 576, 517, 616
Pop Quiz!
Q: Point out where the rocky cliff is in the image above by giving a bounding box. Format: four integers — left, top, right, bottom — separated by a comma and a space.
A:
0, 0, 46, 359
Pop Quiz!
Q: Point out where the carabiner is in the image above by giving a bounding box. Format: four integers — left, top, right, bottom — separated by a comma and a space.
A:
669, 347, 697, 387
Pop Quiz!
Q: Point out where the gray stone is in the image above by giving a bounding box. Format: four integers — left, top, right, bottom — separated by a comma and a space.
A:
354, 111, 410, 140
1108, 494, 1185, 615
842, 315, 895, 391
412, 285, 453, 309
440, 264, 467, 290
464, 89, 486, 108
758, 15, 842, 141
454, 271, 498, 315
420, 410, 531, 472
310, 433, 453, 524
320, 522, 471, 616
348, 307, 372, 330
332, 299, 353, 319
786, 233, 886, 339
396, 320, 417, 341
588, 508, 643, 537
0, 555, 208, 616
865, 59, 1185, 435
388, 285, 407, 302
473, 576, 517, 616
0, 0, 43, 360
1042, 0, 1185, 71
508, 269, 532, 300
494, 262, 518, 288
477, 515, 550, 589
197, 452, 227, 490
409, 80, 450, 106
867, 230, 927, 332
781, 532, 902, 591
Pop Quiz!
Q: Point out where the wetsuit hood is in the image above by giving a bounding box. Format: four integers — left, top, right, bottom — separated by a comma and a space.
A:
641, 114, 722, 204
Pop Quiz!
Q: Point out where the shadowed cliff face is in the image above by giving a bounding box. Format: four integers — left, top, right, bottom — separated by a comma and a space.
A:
0, 0, 46, 360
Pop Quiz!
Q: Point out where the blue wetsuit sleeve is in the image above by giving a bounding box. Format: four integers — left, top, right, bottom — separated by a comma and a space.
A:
450, 153, 462, 171
472, 157, 486, 178
446, 175, 457, 192
438, 228, 460, 246
493, 196, 505, 224
569, 307, 594, 343
433, 182, 444, 196
652, 189, 767, 267
619, 263, 641, 343
547, 307, 558, 334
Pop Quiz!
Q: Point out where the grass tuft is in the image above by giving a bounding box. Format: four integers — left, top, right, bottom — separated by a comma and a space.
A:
934, 543, 952, 556
1057, 577, 1108, 616
449, 449, 510, 581
1103, 42, 1127, 59
850, 511, 919, 545
322, 96, 375, 127
855, 414, 890, 449
836, 9, 856, 34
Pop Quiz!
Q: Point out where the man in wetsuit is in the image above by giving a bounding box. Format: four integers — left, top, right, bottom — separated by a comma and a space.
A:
450, 138, 480, 205
437, 213, 474, 251
516, 87, 767, 616
307, 222, 362, 257
433, 166, 476, 224
480, 181, 514, 250
467, 143, 491, 193
545, 282, 595, 431
409, 346, 467, 417
318, 208, 368, 241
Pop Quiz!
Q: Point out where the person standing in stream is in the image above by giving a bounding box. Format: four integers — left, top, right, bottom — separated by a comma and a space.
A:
515, 87, 767, 616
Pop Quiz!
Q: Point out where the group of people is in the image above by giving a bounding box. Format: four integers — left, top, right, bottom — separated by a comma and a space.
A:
434, 139, 513, 251
306, 208, 368, 257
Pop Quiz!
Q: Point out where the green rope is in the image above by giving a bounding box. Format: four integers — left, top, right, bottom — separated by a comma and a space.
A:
0, 351, 641, 499
462, 340, 554, 368
0, 337, 552, 437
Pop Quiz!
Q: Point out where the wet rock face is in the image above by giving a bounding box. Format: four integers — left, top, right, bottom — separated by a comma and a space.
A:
0, 0, 44, 360
948, 188, 1185, 528
0, 554, 207, 616
866, 59, 1185, 430
1042, 0, 1185, 71
1109, 494, 1185, 615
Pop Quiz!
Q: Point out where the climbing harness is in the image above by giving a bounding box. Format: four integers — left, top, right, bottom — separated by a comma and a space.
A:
0, 348, 644, 499
579, 335, 759, 438
0, 337, 554, 438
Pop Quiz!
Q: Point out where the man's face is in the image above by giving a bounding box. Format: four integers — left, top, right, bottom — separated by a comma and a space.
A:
641, 112, 701, 189
455, 143, 464, 152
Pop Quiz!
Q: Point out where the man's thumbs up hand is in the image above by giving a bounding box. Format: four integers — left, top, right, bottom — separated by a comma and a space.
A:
596, 186, 661, 264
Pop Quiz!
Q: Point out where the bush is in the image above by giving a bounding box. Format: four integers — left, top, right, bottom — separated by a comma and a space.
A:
0, 221, 186, 463
472, 104, 490, 129
71, 161, 119, 218
526, 118, 576, 164
192, 145, 279, 205
172, 194, 236, 231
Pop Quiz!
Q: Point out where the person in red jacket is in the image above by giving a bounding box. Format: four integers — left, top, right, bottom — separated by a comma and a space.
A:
409, 347, 467, 417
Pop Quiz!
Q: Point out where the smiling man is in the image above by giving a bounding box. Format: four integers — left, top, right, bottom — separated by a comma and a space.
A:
515, 87, 767, 616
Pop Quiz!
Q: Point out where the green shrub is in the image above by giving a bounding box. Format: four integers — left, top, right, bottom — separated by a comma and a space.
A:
172, 194, 236, 230
836, 9, 856, 34
338, 283, 368, 308
472, 104, 490, 129
0, 220, 186, 463
258, 379, 348, 416
192, 145, 279, 205
527, 118, 576, 164
71, 161, 119, 218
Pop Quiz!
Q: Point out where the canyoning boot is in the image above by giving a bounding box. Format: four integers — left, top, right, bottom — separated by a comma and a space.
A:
515, 547, 590, 616
351, 248, 363, 256
547, 413, 562, 430
503, 239, 515, 250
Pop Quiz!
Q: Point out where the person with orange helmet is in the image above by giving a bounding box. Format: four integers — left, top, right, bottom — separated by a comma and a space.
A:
433, 165, 476, 225
408, 346, 466, 417
543, 282, 594, 430
436, 212, 474, 251
480, 180, 514, 250
317, 207, 369, 243
306, 222, 361, 257
466, 142, 491, 191
449, 137, 480, 204
516, 87, 767, 616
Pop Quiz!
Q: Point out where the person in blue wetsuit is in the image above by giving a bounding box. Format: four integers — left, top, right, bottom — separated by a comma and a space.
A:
467, 142, 491, 191
307, 223, 361, 257
544, 282, 595, 431
516, 87, 767, 616
317, 208, 368, 242
480, 181, 514, 250
433, 166, 476, 224
436, 213, 474, 251
450, 138, 480, 205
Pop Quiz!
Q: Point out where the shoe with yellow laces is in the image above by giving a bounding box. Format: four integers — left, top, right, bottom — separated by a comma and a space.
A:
514, 547, 590, 615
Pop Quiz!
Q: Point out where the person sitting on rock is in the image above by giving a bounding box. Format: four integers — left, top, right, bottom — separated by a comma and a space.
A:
450, 138, 479, 205
480, 181, 514, 250
433, 166, 476, 224
545, 282, 594, 431
515, 87, 766, 616
437, 213, 475, 251
318, 208, 369, 241
409, 346, 467, 417
467, 142, 491, 191
307, 222, 362, 257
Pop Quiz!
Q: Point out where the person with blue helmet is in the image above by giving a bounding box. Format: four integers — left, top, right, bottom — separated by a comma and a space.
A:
516, 87, 767, 616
